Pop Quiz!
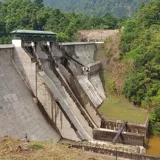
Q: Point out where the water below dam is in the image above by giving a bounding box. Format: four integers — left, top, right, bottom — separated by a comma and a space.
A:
147, 136, 160, 156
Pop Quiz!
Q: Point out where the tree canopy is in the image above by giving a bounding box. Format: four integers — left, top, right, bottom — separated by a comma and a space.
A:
120, 0, 160, 109
150, 105, 160, 135
0, 0, 122, 43
43, 0, 150, 18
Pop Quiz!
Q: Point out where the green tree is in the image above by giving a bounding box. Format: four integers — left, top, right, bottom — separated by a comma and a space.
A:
121, 0, 160, 109
0, 0, 122, 43
42, 0, 150, 18
149, 106, 160, 135
33, 0, 44, 7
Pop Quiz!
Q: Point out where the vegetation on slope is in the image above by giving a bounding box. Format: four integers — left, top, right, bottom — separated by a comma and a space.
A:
95, 31, 148, 124
0, 0, 122, 43
99, 95, 148, 123
120, 0, 160, 109
43, 0, 150, 18
120, 0, 160, 134
0, 136, 122, 160
149, 106, 160, 135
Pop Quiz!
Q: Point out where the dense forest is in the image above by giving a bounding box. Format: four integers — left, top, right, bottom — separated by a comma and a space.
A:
0, 0, 122, 43
43, 0, 150, 18
120, 0, 160, 134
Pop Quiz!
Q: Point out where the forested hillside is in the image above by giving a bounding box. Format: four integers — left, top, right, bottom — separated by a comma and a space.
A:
120, 0, 160, 134
0, 0, 121, 43
44, 0, 150, 18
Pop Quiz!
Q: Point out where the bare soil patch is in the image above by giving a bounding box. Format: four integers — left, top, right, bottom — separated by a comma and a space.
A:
77, 30, 119, 41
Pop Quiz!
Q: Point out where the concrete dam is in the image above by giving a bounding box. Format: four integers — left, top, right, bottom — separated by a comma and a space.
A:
1, 30, 156, 160
0, 30, 106, 142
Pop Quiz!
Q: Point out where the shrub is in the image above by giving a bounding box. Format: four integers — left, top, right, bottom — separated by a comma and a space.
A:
149, 106, 160, 135
28, 141, 44, 149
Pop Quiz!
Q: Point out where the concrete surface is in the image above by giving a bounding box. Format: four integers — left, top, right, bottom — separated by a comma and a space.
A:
13, 46, 79, 141
0, 48, 60, 141
77, 75, 103, 108
57, 62, 102, 127
89, 74, 106, 100
62, 43, 106, 108
36, 44, 93, 141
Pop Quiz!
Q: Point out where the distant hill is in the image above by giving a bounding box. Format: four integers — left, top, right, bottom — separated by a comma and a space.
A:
43, 0, 150, 18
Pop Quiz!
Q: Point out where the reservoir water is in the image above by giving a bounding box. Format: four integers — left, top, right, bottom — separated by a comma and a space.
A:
147, 136, 160, 156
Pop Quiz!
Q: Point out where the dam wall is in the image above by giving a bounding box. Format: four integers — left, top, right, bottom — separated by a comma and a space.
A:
61, 42, 106, 108
86, 61, 101, 76
61, 42, 96, 65
58, 64, 101, 127
0, 46, 60, 141
55, 64, 98, 129
102, 119, 149, 135
89, 74, 106, 100
12, 46, 80, 141
93, 128, 145, 146
77, 75, 103, 107
35, 43, 93, 140
0, 40, 151, 160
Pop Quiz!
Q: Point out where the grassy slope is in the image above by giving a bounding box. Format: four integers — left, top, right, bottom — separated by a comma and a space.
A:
0, 137, 128, 160
96, 31, 148, 124
99, 95, 148, 123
